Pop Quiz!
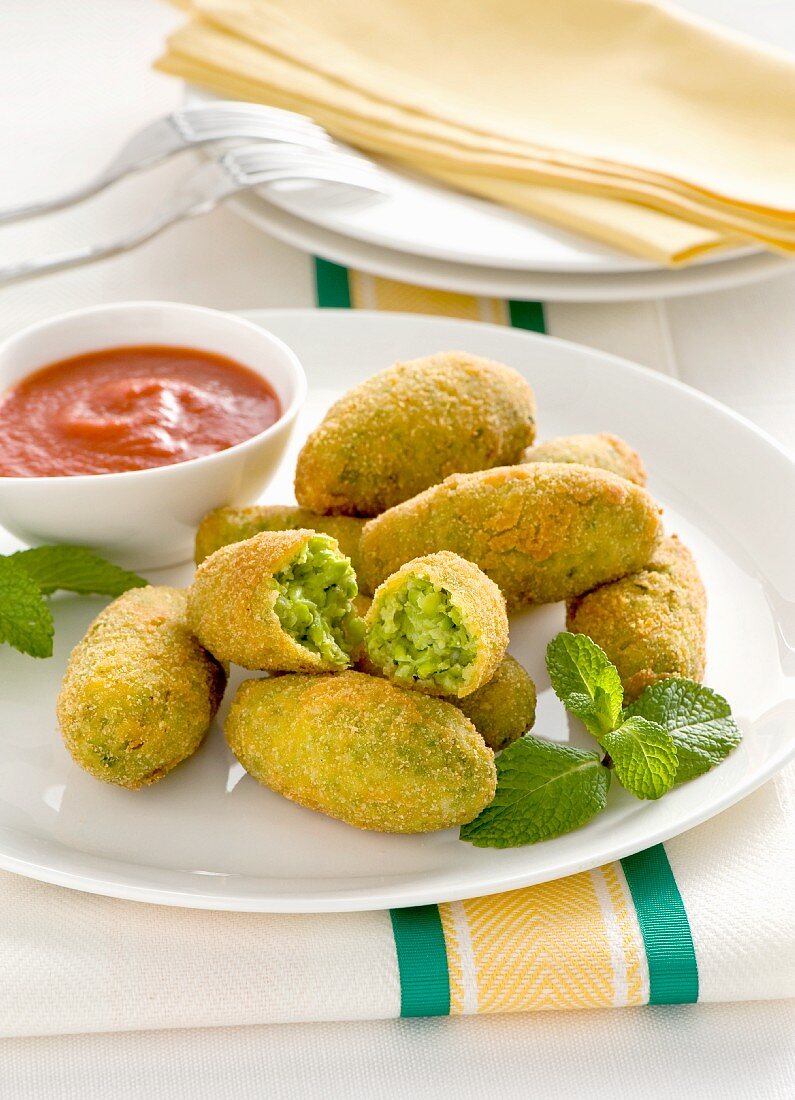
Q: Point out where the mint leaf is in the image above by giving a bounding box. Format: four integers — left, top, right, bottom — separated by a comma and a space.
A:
546, 632, 623, 740
460, 735, 610, 848
624, 679, 741, 782
601, 716, 678, 800
9, 546, 147, 597
0, 556, 54, 658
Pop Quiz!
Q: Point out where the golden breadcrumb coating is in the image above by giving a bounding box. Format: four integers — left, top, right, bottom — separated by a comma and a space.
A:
360, 463, 663, 609
566, 535, 706, 701
455, 654, 537, 751
523, 432, 646, 486
294, 351, 537, 516
57, 586, 225, 790
225, 671, 496, 833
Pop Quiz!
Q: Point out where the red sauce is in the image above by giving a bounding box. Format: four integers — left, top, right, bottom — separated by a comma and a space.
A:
0, 345, 281, 477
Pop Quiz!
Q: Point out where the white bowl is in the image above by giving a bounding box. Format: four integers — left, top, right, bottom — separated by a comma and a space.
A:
0, 302, 306, 569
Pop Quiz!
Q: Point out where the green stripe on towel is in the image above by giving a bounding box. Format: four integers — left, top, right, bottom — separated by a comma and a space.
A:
390, 905, 451, 1017
621, 844, 699, 1004
314, 257, 352, 308
508, 299, 546, 333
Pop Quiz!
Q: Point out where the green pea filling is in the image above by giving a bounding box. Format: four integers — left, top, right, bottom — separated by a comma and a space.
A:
272, 536, 363, 664
366, 576, 477, 693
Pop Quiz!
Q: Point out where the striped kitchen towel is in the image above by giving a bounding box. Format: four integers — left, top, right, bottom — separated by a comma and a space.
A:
313, 257, 546, 331
1, 761, 791, 1037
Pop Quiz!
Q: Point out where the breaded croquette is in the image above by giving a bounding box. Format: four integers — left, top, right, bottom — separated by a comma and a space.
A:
294, 351, 537, 516
352, 593, 372, 618
523, 432, 646, 486
194, 504, 366, 577
566, 535, 706, 701
57, 587, 226, 790
455, 654, 537, 751
363, 551, 508, 699
225, 671, 497, 833
359, 463, 662, 609
188, 530, 364, 672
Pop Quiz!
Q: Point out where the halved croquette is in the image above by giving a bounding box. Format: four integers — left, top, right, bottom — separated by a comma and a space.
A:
188, 530, 364, 671
363, 551, 508, 698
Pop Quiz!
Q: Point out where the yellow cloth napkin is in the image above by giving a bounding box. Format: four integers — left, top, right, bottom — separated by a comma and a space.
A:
159, 21, 735, 264
157, 0, 795, 263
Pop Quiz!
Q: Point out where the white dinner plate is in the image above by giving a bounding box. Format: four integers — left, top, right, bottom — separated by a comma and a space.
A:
228, 191, 794, 302
188, 88, 753, 275
250, 160, 754, 275
0, 310, 793, 912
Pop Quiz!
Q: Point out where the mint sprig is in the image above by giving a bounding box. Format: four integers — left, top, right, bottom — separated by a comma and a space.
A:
0, 556, 55, 658
9, 546, 147, 598
624, 679, 741, 782
545, 631, 623, 741
601, 716, 678, 800
461, 631, 741, 848
0, 545, 147, 659
460, 735, 610, 848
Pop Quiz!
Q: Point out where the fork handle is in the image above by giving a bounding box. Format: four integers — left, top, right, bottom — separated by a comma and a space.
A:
0, 158, 244, 286
0, 204, 216, 287
0, 157, 244, 286
0, 120, 187, 226
0, 178, 120, 226
0, 238, 142, 285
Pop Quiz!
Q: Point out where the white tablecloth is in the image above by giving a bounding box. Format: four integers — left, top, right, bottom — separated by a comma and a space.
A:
1, 1, 794, 1095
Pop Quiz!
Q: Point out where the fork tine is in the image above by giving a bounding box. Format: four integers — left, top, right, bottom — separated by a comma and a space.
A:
180, 100, 324, 124
174, 101, 329, 140
180, 100, 319, 122
223, 142, 381, 176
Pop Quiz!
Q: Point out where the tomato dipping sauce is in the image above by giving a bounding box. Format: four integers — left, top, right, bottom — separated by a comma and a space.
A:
0, 345, 281, 477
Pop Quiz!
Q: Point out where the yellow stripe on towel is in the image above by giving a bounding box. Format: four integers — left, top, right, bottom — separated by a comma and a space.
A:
348, 271, 507, 323
439, 865, 648, 1013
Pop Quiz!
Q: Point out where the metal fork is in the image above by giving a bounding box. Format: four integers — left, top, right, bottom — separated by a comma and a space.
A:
0, 143, 386, 287
0, 101, 340, 225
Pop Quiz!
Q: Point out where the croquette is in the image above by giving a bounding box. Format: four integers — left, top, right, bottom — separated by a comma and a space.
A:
57, 586, 226, 790
566, 535, 706, 701
352, 593, 372, 618
188, 530, 364, 671
523, 432, 646, 486
363, 551, 508, 698
455, 654, 537, 751
359, 463, 663, 609
294, 351, 537, 516
194, 504, 366, 577
225, 671, 497, 832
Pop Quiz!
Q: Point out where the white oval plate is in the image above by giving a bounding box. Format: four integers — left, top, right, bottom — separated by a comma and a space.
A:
228, 191, 793, 302
188, 88, 752, 275
0, 310, 793, 912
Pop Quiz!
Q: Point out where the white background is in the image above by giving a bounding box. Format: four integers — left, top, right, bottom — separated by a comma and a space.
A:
0, 1, 793, 1096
